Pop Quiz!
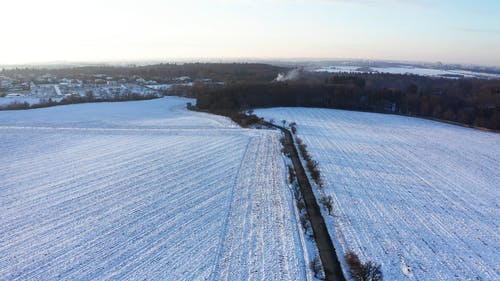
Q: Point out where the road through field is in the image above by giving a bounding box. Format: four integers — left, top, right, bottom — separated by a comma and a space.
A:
256, 107, 500, 281
268, 123, 345, 281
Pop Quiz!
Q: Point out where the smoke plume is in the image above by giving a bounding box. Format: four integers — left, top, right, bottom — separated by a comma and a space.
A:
275, 69, 301, 82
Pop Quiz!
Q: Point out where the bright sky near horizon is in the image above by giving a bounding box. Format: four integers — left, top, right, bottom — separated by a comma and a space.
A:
1, 0, 499, 66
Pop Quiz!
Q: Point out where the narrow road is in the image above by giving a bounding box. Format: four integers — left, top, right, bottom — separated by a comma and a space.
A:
268, 122, 346, 281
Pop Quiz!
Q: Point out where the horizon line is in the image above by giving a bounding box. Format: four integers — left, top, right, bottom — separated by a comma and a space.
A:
1, 57, 499, 69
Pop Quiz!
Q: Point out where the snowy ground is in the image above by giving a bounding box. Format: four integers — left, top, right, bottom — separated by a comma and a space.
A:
0, 84, 158, 109
0, 96, 237, 129
314, 65, 500, 79
255, 107, 500, 281
0, 95, 51, 106
0, 97, 311, 280
146, 84, 172, 90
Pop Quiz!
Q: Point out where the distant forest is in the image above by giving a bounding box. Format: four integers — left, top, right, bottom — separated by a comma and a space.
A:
196, 72, 500, 130
3, 63, 499, 130
1, 63, 286, 83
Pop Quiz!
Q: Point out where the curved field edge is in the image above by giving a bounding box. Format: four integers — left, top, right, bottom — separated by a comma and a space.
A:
255, 107, 500, 281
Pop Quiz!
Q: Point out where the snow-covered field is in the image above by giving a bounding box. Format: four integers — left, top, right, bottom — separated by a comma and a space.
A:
0, 96, 236, 129
0, 97, 310, 280
0, 95, 49, 106
0, 84, 159, 109
146, 84, 172, 90
315, 65, 500, 79
256, 107, 500, 280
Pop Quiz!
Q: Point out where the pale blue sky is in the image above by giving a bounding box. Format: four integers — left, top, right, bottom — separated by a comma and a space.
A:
1, 0, 499, 66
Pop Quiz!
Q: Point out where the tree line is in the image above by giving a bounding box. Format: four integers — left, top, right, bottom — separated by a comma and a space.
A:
196, 73, 500, 130
1, 63, 286, 84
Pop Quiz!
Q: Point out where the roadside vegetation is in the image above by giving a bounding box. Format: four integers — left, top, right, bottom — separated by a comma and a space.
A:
293, 131, 336, 217
345, 252, 383, 281
285, 146, 325, 280
296, 137, 323, 187
290, 123, 382, 280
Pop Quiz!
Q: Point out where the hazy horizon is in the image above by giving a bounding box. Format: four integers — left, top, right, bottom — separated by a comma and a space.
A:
2, 0, 500, 67
1, 57, 499, 69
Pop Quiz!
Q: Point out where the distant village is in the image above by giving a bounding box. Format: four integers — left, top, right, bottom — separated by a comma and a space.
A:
0, 72, 223, 109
